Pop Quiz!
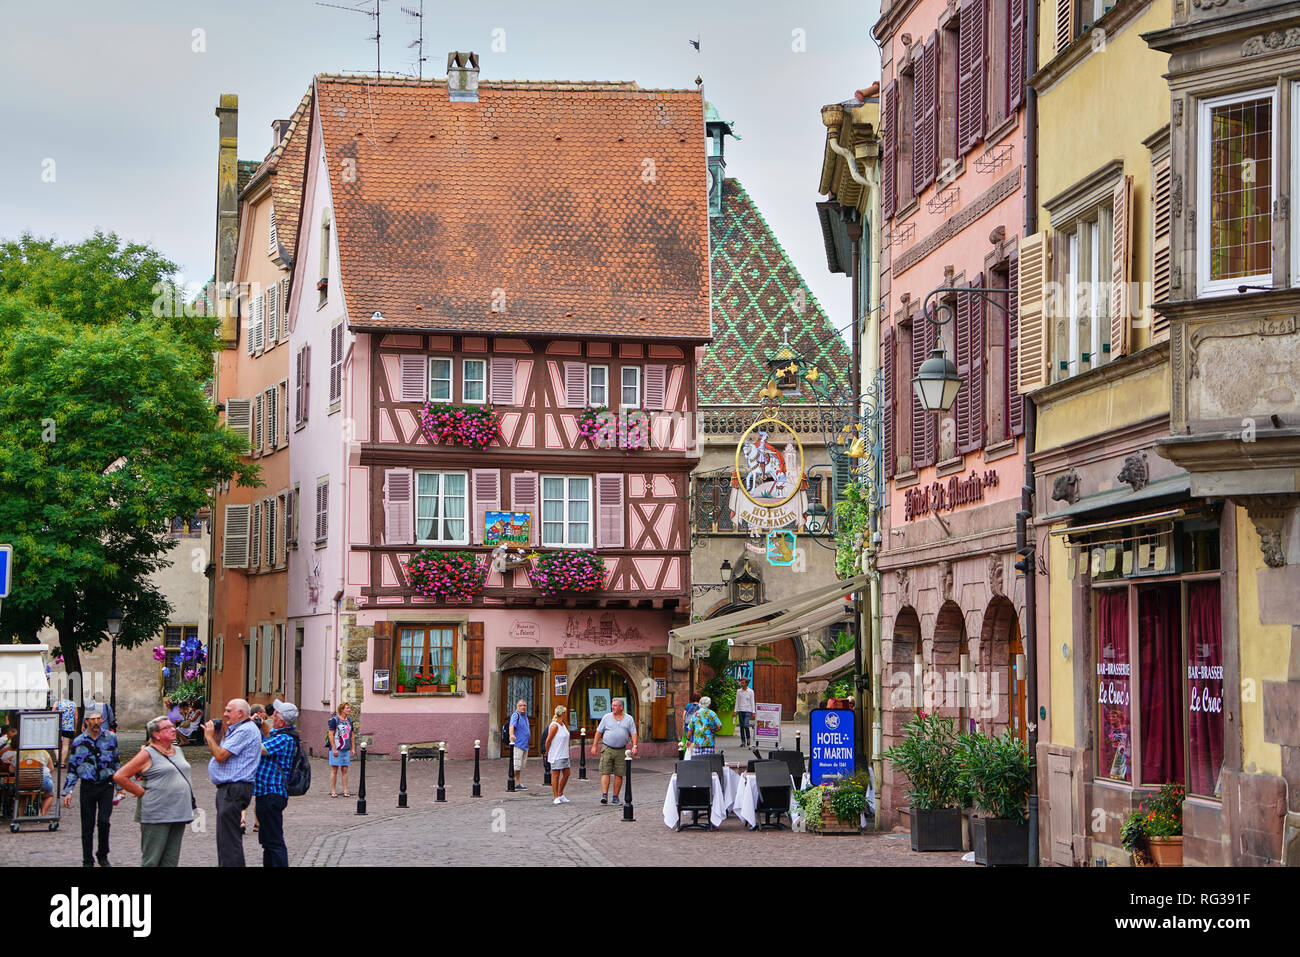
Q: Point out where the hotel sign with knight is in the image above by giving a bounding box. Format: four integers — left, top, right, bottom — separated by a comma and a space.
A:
731, 404, 808, 531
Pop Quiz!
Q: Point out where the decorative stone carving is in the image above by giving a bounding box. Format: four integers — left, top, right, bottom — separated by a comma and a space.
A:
1118, 453, 1149, 492
1242, 29, 1300, 57
1051, 469, 1081, 504
1172, 100, 1183, 128
1243, 495, 1298, 568
988, 555, 1004, 597
1188, 315, 1297, 378
1279, 196, 1290, 220
897, 568, 912, 606
940, 561, 954, 602
1171, 173, 1182, 216
989, 225, 1006, 245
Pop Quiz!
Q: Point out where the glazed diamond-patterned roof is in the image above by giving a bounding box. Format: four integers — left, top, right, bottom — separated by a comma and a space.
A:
313, 74, 711, 340
701, 178, 850, 404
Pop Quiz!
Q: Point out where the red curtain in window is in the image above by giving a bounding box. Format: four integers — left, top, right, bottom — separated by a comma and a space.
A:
1138, 584, 1184, 785
1096, 589, 1131, 782
1186, 581, 1224, 796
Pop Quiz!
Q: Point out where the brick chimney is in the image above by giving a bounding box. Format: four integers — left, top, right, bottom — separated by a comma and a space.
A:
215, 94, 239, 346
447, 51, 479, 102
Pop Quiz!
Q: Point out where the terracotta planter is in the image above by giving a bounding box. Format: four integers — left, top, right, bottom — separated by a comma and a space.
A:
1147, 835, 1183, 867
416, 684, 439, 694
909, 807, 962, 851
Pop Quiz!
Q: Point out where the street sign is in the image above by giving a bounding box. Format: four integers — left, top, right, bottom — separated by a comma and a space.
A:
0, 544, 12, 599
809, 708, 855, 785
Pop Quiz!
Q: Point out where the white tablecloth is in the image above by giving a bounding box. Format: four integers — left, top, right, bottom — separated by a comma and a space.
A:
733, 773, 798, 829
662, 773, 729, 829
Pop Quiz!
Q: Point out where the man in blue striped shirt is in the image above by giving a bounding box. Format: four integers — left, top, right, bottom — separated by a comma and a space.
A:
204, 699, 262, 867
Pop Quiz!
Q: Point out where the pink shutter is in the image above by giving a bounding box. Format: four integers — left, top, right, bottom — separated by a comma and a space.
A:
400, 355, 428, 403
295, 348, 305, 424
912, 50, 929, 196
920, 314, 938, 468
384, 468, 413, 545
970, 274, 986, 452
958, 0, 986, 155
882, 81, 898, 220
1008, 255, 1024, 437
643, 365, 667, 411
471, 468, 501, 544
563, 362, 587, 408
909, 319, 926, 470
913, 34, 939, 195
882, 328, 896, 480
511, 472, 539, 545
302, 345, 310, 422
490, 357, 516, 406
955, 289, 974, 452
596, 473, 625, 548
1008, 0, 1025, 112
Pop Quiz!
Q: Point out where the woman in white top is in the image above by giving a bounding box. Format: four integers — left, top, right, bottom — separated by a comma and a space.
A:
544, 705, 573, 805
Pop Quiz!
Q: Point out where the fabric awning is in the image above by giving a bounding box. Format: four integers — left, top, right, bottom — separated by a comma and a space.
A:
0, 644, 51, 710
799, 650, 856, 682
669, 574, 868, 657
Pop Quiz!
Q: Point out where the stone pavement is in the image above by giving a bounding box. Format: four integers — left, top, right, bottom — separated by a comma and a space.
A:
0, 738, 969, 868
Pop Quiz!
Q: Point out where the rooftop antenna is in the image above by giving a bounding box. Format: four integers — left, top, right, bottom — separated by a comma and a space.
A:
317, 0, 384, 75
402, 1, 427, 78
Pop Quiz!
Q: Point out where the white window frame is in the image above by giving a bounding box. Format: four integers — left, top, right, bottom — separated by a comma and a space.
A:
414, 470, 470, 546
463, 358, 487, 405
1058, 202, 1113, 379
429, 357, 453, 402
588, 365, 609, 407
620, 366, 641, 410
1197, 87, 1277, 297
541, 474, 592, 548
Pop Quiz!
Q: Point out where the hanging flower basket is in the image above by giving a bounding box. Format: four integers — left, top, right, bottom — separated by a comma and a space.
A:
528, 550, 606, 597
404, 549, 489, 603
419, 403, 502, 449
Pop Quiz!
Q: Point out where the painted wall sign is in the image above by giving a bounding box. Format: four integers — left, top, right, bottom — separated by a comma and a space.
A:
903, 469, 1000, 521
485, 511, 531, 546
766, 530, 796, 566
809, 708, 855, 785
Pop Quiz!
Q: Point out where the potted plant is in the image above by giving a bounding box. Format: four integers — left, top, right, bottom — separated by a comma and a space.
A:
394, 662, 410, 694
795, 785, 826, 832
1121, 810, 1155, 866
884, 713, 963, 851
962, 730, 1032, 866
1142, 782, 1184, 866
826, 677, 854, 709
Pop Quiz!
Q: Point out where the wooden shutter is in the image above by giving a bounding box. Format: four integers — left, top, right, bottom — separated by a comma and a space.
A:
511, 472, 539, 545
955, 289, 973, 451
958, 0, 986, 155
1017, 230, 1051, 393
471, 468, 501, 544
490, 357, 516, 406
267, 284, 280, 344
465, 621, 485, 694
266, 497, 277, 565
1056, 0, 1074, 55
1110, 174, 1133, 360
265, 386, 277, 449
384, 468, 414, 545
596, 473, 625, 548
1009, 0, 1026, 112
1151, 156, 1173, 342
329, 324, 343, 404
295, 348, 306, 424
253, 393, 264, 454
919, 314, 939, 468
251, 502, 262, 567
372, 620, 392, 690
970, 275, 986, 452
643, 365, 667, 411
302, 345, 310, 422
563, 362, 587, 407
652, 655, 668, 739
882, 80, 898, 220
400, 354, 428, 402
912, 37, 936, 196
1008, 253, 1024, 437
882, 328, 897, 479
909, 320, 926, 471
285, 485, 296, 546
226, 397, 253, 451
281, 277, 291, 339
268, 205, 278, 254
315, 481, 328, 542
253, 293, 265, 351
222, 504, 251, 568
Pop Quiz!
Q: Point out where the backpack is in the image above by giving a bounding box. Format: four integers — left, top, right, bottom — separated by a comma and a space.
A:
286, 730, 312, 797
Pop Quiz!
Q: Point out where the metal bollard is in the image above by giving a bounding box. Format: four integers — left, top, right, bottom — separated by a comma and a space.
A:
543, 744, 552, 786
398, 745, 409, 808
436, 742, 447, 802
504, 727, 515, 792
621, 749, 634, 822
678, 747, 685, 761
472, 739, 482, 797
578, 728, 587, 780
356, 742, 368, 815
795, 730, 802, 755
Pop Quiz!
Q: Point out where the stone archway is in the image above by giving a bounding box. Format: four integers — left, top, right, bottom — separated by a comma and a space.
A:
976, 596, 1023, 740
930, 601, 966, 723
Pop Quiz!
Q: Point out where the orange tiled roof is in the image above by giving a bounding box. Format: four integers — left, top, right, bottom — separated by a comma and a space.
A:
312, 74, 711, 340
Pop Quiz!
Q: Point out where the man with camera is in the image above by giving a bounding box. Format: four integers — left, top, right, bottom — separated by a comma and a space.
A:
252, 699, 300, 868
203, 699, 262, 867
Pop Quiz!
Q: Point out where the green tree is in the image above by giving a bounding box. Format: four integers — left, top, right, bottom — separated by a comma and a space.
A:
0, 233, 258, 691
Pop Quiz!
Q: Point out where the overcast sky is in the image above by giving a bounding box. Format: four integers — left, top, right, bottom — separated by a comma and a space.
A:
0, 0, 880, 341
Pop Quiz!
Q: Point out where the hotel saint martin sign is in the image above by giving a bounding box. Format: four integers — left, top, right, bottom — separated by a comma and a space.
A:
903, 469, 999, 521
731, 416, 808, 531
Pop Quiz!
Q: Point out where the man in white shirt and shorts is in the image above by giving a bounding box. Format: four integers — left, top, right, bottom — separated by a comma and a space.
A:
591, 698, 637, 805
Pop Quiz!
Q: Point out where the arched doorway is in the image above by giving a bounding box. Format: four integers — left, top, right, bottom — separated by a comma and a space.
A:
978, 597, 1025, 743
570, 661, 636, 737
931, 601, 966, 723
499, 667, 544, 756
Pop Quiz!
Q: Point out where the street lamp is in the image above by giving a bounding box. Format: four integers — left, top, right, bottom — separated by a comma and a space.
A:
106, 608, 123, 725
911, 347, 963, 413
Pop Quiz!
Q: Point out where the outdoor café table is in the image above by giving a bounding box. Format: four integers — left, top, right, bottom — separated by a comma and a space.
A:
733, 772, 799, 829
662, 771, 729, 829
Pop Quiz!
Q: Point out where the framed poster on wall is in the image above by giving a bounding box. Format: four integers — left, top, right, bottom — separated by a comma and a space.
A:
587, 688, 611, 722
554, 674, 568, 696
373, 669, 390, 693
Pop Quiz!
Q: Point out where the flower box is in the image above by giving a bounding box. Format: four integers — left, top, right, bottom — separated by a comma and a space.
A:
812, 795, 861, 835
528, 550, 606, 597
404, 550, 488, 603
419, 403, 501, 449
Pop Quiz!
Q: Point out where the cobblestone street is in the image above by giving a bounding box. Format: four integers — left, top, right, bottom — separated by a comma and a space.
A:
1, 749, 969, 867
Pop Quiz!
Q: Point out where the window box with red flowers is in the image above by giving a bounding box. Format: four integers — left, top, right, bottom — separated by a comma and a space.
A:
577, 406, 618, 449
419, 403, 502, 449
527, 549, 606, 597
403, 549, 488, 603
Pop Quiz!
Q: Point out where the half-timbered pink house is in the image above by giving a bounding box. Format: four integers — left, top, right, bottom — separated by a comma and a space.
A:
282, 59, 710, 757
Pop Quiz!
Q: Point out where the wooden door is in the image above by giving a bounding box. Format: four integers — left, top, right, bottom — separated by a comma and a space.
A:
754, 638, 798, 719
501, 670, 542, 756
1009, 629, 1027, 745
